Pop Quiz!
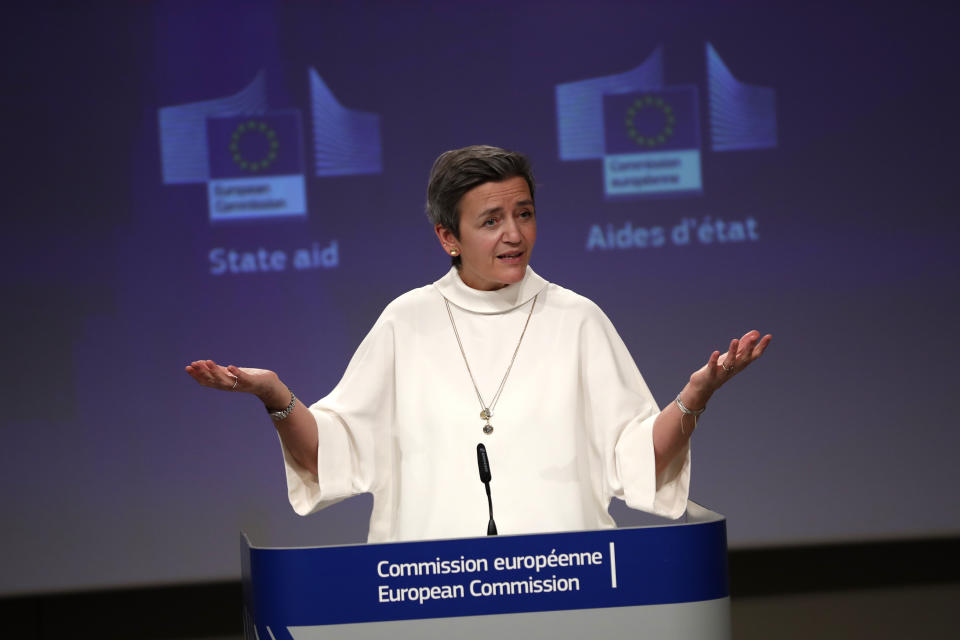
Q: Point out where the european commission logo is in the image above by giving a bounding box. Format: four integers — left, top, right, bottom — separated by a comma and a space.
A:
206, 112, 306, 221
158, 69, 382, 222
603, 87, 702, 197
556, 43, 776, 199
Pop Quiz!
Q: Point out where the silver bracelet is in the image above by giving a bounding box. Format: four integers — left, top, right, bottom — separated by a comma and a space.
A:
675, 395, 706, 417
267, 390, 297, 422
675, 395, 705, 437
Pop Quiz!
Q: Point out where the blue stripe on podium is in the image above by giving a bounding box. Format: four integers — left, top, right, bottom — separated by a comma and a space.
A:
244, 516, 728, 627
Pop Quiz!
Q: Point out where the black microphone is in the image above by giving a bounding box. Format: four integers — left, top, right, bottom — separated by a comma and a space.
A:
476, 444, 497, 535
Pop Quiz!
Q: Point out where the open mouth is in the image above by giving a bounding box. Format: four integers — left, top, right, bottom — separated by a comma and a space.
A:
497, 251, 525, 261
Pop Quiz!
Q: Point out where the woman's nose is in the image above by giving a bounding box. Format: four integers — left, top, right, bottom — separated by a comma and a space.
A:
501, 219, 522, 242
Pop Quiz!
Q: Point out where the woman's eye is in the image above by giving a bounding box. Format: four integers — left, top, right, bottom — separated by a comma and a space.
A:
483, 218, 497, 227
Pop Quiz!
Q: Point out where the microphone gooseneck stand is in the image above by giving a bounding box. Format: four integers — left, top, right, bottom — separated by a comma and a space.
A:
476, 443, 498, 535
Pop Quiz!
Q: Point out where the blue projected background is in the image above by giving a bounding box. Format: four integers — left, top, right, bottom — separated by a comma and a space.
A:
0, 1, 957, 595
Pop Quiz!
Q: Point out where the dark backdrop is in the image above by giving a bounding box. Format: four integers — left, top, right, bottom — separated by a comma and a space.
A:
1, 0, 957, 595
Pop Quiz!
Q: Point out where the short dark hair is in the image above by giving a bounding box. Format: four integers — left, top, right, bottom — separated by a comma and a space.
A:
426, 145, 536, 268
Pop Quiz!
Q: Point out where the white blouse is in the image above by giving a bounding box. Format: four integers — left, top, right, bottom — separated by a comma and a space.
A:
281, 267, 690, 542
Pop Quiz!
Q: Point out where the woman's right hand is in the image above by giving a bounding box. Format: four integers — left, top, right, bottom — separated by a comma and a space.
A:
187, 360, 317, 473
185, 360, 286, 406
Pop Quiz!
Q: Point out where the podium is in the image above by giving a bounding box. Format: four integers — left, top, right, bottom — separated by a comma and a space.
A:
242, 502, 730, 639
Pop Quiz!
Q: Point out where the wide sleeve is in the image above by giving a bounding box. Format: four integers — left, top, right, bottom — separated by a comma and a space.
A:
281, 311, 396, 516
579, 303, 690, 519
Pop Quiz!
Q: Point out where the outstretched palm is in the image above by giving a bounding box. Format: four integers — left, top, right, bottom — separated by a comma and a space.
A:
689, 330, 772, 395
185, 359, 277, 396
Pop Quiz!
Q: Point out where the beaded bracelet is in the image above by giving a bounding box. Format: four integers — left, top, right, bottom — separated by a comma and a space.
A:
267, 390, 297, 422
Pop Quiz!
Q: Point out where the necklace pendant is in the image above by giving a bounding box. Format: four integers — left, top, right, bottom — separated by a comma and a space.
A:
480, 408, 492, 420
483, 423, 494, 435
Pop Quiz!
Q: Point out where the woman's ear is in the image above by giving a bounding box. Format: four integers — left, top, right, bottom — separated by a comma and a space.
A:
434, 223, 459, 255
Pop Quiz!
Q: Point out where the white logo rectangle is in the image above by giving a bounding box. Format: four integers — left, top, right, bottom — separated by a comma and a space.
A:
208, 175, 307, 221
604, 150, 702, 197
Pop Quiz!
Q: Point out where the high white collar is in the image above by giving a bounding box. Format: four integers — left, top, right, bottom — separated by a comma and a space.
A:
433, 266, 547, 314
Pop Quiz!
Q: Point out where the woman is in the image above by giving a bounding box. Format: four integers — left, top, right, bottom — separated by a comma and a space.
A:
186, 145, 771, 542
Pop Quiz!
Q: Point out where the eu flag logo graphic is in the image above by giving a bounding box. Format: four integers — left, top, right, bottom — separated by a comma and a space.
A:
207, 113, 303, 178
205, 111, 307, 221
602, 86, 702, 198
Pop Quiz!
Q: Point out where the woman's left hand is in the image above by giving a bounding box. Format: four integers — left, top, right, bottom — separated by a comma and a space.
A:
689, 329, 772, 396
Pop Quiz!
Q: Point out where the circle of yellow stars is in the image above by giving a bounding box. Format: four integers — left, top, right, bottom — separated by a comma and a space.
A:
625, 96, 676, 148
229, 120, 280, 172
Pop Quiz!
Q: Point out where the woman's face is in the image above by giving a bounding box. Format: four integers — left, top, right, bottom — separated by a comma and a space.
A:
435, 176, 537, 291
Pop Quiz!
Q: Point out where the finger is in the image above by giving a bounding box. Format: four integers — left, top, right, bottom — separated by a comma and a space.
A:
753, 334, 772, 357
707, 350, 720, 367
710, 349, 728, 379
210, 361, 230, 377
225, 365, 242, 391
190, 360, 211, 380
720, 339, 738, 373
733, 334, 772, 374
205, 361, 224, 383
213, 363, 236, 389
739, 331, 760, 361
185, 363, 207, 376
726, 338, 738, 363
190, 360, 207, 374
743, 334, 768, 361
202, 360, 231, 387
187, 364, 216, 387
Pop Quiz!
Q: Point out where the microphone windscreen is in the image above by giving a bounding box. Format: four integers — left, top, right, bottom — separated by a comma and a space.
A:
476, 443, 491, 483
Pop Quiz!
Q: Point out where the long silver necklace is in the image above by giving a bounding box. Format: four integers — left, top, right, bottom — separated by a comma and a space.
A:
444, 294, 538, 435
